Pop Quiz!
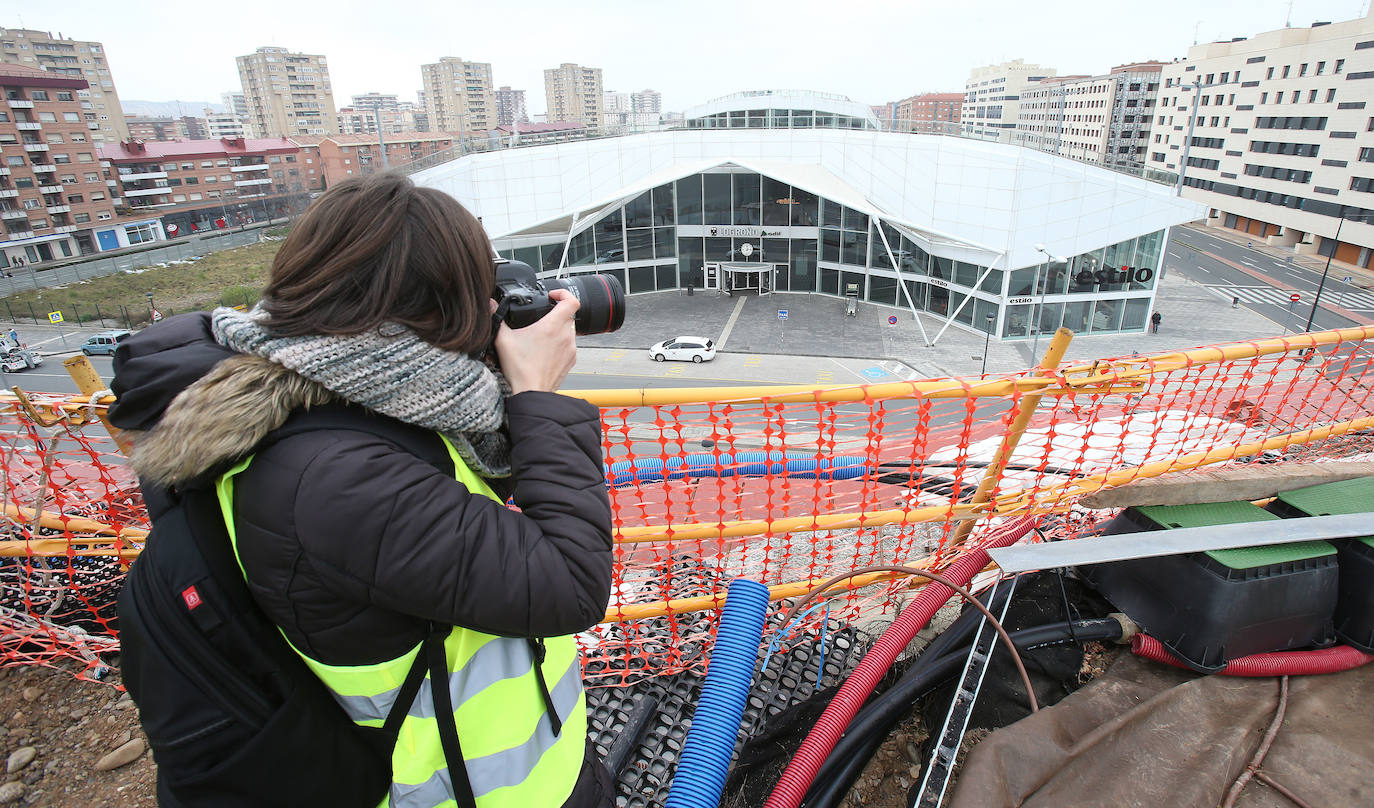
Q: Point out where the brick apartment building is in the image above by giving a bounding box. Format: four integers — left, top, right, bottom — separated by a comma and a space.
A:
896, 92, 963, 134
98, 136, 309, 237
0, 63, 120, 265
0, 28, 129, 145
290, 132, 461, 189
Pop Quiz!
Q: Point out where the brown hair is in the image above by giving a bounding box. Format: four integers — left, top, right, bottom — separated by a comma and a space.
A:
261, 172, 493, 353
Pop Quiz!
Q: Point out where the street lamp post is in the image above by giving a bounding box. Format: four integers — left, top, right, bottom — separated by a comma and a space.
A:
1305, 211, 1372, 333
981, 312, 996, 375
1033, 244, 1066, 355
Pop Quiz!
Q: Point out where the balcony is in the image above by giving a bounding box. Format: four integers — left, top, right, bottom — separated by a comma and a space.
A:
2, 231, 34, 241
230, 163, 269, 172
0, 167, 8, 176
6, 100, 34, 109
54, 225, 77, 234
22, 143, 49, 152
30, 163, 55, 173
14, 122, 41, 131
234, 177, 272, 187
117, 170, 167, 182
123, 187, 170, 198
46, 205, 70, 214
38, 185, 61, 194
0, 190, 16, 198
0, 210, 26, 220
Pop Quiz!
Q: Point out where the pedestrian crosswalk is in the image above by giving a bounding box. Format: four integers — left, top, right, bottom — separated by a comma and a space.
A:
1204, 284, 1374, 311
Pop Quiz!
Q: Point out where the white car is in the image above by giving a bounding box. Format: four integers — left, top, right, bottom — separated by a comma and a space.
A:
649, 337, 716, 363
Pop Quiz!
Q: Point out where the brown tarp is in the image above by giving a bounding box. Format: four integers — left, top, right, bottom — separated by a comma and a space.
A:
948, 652, 1374, 807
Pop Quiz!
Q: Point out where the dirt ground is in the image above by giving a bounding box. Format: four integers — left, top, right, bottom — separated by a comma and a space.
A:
0, 663, 154, 807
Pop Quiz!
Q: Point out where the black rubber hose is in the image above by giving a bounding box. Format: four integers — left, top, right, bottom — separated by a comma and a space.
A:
800, 618, 1125, 808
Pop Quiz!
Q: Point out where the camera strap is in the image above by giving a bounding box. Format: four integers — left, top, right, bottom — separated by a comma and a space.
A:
483, 298, 514, 358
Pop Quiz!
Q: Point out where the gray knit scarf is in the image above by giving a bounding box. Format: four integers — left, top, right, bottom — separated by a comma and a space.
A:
211, 305, 511, 478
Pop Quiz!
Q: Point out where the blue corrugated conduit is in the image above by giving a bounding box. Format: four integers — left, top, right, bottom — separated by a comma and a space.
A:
664, 578, 771, 808
607, 451, 871, 487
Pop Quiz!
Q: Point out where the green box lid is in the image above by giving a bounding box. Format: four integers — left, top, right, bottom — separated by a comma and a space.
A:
1275, 477, 1374, 551
1132, 501, 1335, 569
1275, 476, 1374, 517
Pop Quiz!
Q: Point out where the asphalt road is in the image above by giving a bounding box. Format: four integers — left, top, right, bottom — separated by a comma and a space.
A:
1166, 228, 1372, 334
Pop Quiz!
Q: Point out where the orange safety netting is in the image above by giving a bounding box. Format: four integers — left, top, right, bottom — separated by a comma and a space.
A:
0, 326, 1371, 685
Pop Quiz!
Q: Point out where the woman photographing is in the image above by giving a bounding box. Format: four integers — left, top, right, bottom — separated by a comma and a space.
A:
110, 172, 615, 807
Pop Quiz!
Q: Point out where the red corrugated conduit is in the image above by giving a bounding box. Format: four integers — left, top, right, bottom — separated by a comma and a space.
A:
1132, 633, 1374, 676
763, 515, 1038, 808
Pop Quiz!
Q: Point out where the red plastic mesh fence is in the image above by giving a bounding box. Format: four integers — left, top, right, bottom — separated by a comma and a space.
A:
0, 328, 1371, 684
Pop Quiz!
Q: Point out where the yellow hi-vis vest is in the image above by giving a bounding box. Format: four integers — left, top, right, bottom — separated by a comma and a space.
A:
216, 434, 587, 808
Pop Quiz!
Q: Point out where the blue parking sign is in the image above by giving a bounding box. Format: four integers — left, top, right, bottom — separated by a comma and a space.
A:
778, 309, 788, 320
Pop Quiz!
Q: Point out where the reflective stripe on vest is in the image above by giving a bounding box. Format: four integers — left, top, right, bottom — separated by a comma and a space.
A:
216, 434, 586, 808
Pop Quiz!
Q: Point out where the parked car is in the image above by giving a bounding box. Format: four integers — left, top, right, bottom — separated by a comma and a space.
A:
0, 345, 41, 372
81, 330, 131, 357
649, 337, 716, 363
595, 248, 626, 264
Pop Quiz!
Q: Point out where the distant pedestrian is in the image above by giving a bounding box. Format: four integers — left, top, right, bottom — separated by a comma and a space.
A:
7, 328, 17, 346
1232, 295, 1240, 308
1150, 311, 1162, 333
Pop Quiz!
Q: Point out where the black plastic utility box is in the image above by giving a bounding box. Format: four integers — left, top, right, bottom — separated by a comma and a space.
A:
1269, 477, 1374, 653
1081, 501, 1338, 672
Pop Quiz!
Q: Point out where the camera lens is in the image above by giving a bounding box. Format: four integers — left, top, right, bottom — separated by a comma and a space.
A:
548, 274, 626, 335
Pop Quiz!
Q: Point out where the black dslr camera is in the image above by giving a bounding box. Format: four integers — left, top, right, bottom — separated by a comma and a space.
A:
491, 259, 626, 335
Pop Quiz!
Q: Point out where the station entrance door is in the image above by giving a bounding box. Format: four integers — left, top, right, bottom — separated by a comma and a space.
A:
703, 262, 778, 295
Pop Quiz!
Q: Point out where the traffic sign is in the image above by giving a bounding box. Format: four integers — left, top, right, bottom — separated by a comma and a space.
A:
1289, 293, 1301, 302
778, 309, 788, 320
888, 315, 898, 325
47, 311, 63, 324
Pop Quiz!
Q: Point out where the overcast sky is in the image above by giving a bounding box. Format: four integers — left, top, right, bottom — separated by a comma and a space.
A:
9, 0, 1372, 114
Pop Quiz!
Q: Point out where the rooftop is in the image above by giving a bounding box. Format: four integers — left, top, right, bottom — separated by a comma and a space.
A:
98, 137, 299, 161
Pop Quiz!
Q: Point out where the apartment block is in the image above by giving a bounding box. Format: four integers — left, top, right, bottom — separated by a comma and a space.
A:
1017, 63, 1163, 170
631, 89, 661, 115
350, 92, 399, 113
99, 137, 308, 236
495, 86, 527, 126
421, 58, 497, 135
290, 132, 461, 189
204, 108, 246, 139
0, 64, 118, 264
895, 92, 963, 134
544, 63, 603, 128
1150, 11, 1374, 264
237, 47, 338, 138
126, 116, 188, 142
0, 28, 128, 145
963, 59, 1057, 142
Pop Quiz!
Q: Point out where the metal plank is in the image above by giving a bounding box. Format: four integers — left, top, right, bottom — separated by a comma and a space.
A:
988, 513, 1374, 572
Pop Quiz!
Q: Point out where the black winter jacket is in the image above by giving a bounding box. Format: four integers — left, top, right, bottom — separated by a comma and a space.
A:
109, 313, 615, 803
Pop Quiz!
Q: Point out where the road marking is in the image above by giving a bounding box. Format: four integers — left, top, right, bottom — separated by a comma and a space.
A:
1206, 284, 1374, 310
715, 296, 748, 351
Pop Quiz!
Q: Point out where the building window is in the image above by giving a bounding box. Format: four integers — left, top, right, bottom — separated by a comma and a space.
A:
74, 212, 90, 223
1328, 88, 1337, 102
97, 211, 111, 220
125, 223, 157, 243
66, 194, 83, 203
1260, 92, 1268, 104
1317, 61, 1327, 75
1336, 59, 1346, 74
1266, 67, 1274, 79
1352, 177, 1374, 193
30, 91, 48, 101
1282, 66, 1291, 78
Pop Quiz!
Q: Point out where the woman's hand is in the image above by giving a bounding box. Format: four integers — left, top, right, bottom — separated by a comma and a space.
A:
494, 289, 580, 394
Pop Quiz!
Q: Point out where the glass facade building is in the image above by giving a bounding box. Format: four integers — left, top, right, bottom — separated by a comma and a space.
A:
495, 168, 1167, 340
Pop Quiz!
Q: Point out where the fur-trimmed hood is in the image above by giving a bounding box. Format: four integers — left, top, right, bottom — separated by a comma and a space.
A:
109, 313, 335, 487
